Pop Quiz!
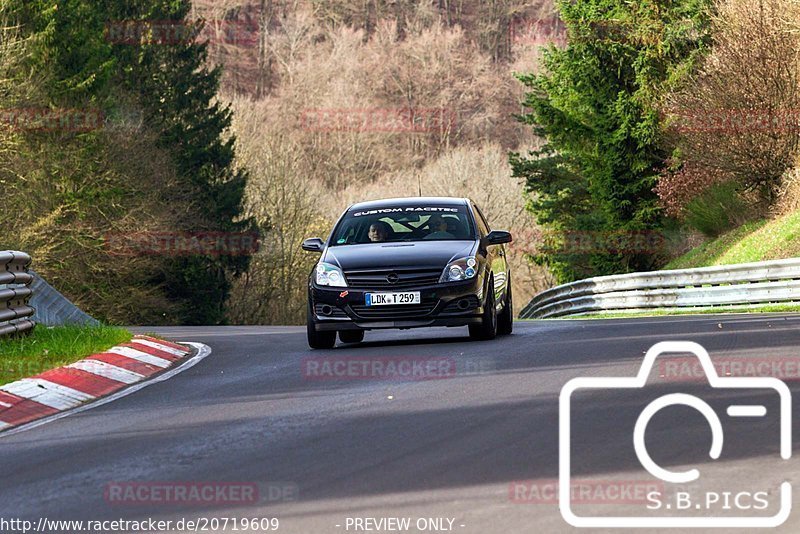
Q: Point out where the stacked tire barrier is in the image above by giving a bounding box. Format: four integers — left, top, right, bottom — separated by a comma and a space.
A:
520, 258, 800, 319
0, 251, 35, 337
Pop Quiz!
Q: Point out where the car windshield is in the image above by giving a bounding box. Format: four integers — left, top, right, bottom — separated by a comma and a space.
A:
330, 205, 476, 245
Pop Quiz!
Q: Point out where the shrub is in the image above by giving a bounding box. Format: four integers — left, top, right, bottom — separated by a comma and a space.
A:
654, 162, 731, 218
684, 181, 747, 237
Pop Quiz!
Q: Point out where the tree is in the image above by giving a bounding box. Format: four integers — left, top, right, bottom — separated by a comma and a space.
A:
118, 2, 255, 324
9, 0, 254, 325
511, 0, 713, 281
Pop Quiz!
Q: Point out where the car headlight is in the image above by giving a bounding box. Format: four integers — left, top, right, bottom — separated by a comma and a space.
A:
315, 262, 347, 287
440, 256, 478, 282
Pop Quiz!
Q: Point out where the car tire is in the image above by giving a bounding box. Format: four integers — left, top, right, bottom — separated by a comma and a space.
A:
339, 330, 365, 344
497, 281, 513, 336
307, 298, 336, 349
469, 279, 497, 341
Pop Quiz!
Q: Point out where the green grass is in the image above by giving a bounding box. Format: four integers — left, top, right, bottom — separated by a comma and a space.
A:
665, 210, 800, 269
0, 325, 132, 386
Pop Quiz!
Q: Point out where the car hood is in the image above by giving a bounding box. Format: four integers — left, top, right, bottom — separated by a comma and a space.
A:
324, 240, 476, 271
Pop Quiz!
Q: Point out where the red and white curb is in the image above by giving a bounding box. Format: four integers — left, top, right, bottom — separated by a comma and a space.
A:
0, 335, 210, 434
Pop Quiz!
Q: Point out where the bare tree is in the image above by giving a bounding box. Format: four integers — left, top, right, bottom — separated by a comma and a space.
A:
664, 0, 800, 205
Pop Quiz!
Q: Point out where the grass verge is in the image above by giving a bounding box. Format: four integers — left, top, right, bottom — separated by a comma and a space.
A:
0, 325, 132, 387
665, 210, 800, 269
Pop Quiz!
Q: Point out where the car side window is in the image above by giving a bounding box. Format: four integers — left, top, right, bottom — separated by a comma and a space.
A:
473, 204, 490, 237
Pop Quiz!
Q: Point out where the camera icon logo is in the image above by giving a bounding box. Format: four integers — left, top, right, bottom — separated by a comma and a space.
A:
559, 341, 792, 528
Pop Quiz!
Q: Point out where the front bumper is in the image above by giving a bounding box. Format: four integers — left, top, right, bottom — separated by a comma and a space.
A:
310, 279, 484, 331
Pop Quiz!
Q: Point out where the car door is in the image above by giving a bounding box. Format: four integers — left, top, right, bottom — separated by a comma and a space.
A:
472, 203, 509, 309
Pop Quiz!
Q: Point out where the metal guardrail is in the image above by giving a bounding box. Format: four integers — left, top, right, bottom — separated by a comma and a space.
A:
520, 258, 800, 319
0, 251, 36, 336
30, 270, 98, 327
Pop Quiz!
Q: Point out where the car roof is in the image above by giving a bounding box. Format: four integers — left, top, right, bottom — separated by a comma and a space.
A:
347, 197, 470, 212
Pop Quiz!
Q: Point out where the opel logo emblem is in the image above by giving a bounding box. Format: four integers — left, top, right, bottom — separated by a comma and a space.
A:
386, 273, 399, 284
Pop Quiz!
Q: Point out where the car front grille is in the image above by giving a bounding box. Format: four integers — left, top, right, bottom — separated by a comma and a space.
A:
350, 302, 437, 319
344, 268, 442, 289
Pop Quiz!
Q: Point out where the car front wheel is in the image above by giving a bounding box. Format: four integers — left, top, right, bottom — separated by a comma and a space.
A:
469, 280, 497, 341
307, 298, 336, 349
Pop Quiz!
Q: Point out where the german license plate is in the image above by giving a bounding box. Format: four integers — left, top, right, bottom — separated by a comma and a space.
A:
365, 292, 421, 306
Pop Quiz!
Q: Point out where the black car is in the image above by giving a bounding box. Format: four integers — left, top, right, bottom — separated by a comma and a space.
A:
302, 197, 513, 349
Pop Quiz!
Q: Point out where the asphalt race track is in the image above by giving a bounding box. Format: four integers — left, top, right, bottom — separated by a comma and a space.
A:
2, 315, 800, 533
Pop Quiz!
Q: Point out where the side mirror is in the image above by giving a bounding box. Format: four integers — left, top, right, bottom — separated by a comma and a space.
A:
485, 230, 512, 246
302, 237, 325, 252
